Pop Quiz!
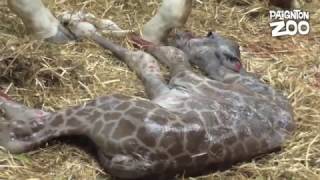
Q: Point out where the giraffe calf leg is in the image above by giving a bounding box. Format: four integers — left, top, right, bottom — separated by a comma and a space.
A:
130, 35, 191, 77
92, 34, 169, 99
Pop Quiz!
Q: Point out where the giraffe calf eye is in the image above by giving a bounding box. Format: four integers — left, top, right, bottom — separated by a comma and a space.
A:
227, 57, 239, 62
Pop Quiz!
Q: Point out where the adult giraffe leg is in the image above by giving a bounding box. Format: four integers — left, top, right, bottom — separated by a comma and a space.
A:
7, 0, 76, 43
142, 0, 192, 44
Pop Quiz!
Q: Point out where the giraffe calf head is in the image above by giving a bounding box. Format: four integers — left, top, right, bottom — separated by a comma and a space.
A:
175, 31, 243, 73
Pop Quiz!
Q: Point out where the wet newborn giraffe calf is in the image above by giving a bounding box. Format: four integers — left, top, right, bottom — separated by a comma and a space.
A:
0, 33, 294, 179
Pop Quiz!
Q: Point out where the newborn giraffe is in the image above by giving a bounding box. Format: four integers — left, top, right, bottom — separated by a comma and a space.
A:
0, 32, 294, 179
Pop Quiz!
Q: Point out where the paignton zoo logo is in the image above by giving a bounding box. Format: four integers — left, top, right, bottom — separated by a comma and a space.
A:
269, 10, 310, 37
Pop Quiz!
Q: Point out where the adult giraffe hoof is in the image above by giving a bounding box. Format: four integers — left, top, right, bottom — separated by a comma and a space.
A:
45, 24, 77, 44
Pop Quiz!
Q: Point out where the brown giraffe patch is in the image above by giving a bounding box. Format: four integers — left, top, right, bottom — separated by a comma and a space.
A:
224, 134, 238, 146
102, 122, 116, 138
115, 102, 131, 111
104, 112, 122, 121
88, 111, 102, 122
137, 126, 157, 147
245, 138, 260, 153
175, 154, 192, 167
160, 127, 184, 156
186, 129, 206, 154
50, 114, 64, 126
125, 107, 147, 120
85, 99, 97, 107
97, 95, 112, 103
113, 94, 132, 101
152, 162, 166, 172
121, 138, 139, 153
153, 108, 176, 121
167, 142, 184, 156
149, 113, 168, 125
98, 103, 112, 111
135, 100, 156, 110
183, 111, 202, 124
104, 140, 119, 154
209, 143, 224, 160
112, 118, 136, 139
223, 147, 234, 163
76, 108, 93, 116
92, 120, 104, 134
232, 143, 247, 161
153, 150, 169, 160
94, 135, 106, 148
66, 117, 82, 127
65, 108, 74, 116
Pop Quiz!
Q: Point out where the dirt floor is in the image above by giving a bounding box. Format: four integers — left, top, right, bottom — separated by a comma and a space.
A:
0, 0, 319, 179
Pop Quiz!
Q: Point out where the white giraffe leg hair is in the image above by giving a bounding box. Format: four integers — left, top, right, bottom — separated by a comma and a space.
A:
142, 0, 192, 44
7, 0, 60, 39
